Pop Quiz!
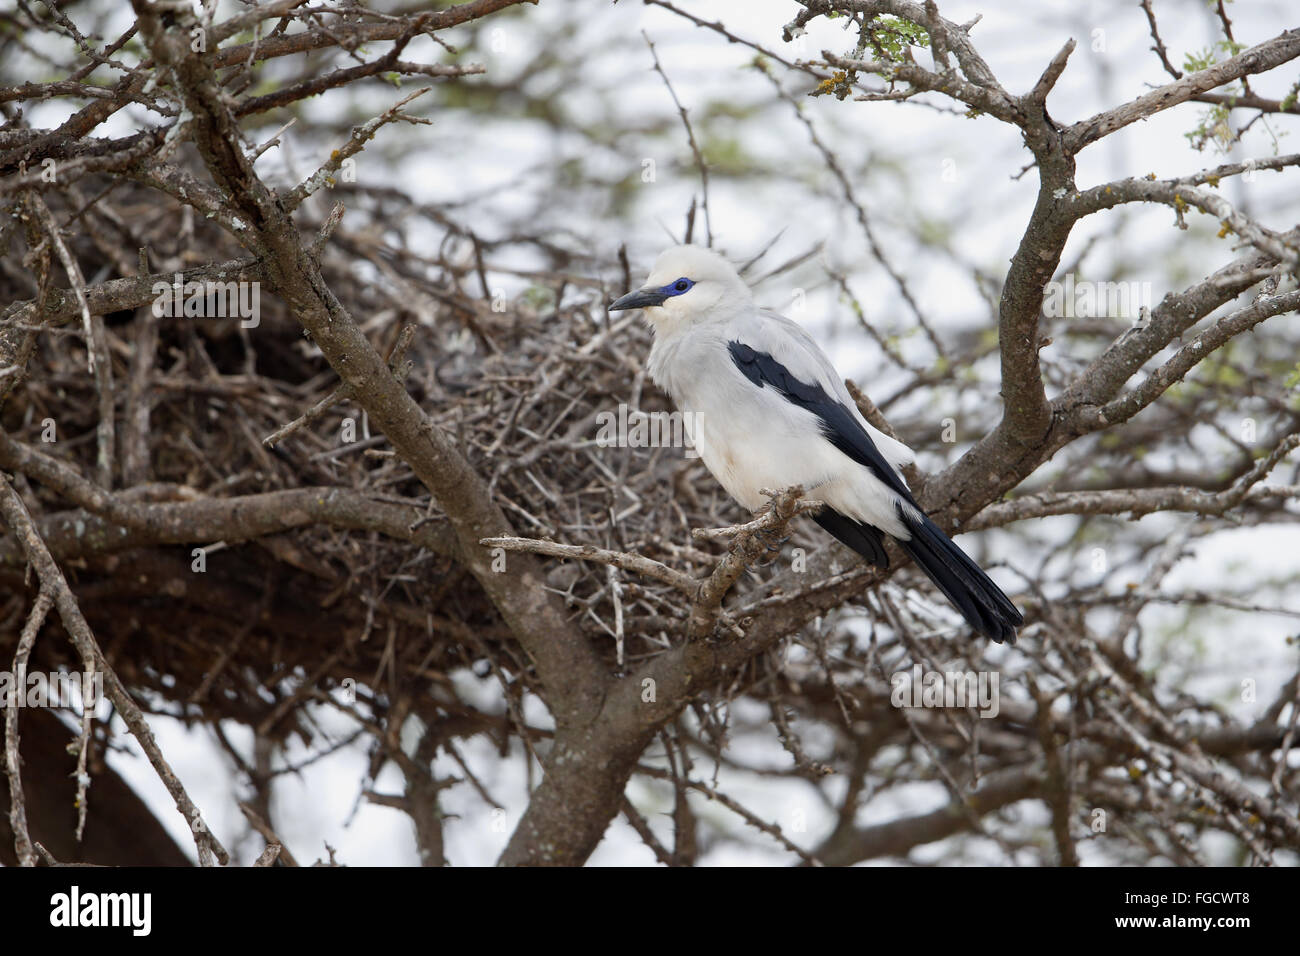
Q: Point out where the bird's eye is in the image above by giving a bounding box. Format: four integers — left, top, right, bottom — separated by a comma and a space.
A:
674, 279, 691, 292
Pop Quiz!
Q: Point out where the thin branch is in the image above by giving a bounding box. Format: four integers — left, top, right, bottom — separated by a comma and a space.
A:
3, 590, 53, 868
0, 474, 229, 865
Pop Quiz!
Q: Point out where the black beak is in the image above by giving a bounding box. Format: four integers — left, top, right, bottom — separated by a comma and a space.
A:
609, 287, 667, 311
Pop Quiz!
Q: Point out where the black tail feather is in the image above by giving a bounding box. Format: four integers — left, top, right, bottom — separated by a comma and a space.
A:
894, 506, 1022, 644
812, 508, 889, 568
810, 505, 1022, 643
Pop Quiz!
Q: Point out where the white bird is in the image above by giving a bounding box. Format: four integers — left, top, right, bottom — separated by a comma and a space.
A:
610, 244, 1022, 643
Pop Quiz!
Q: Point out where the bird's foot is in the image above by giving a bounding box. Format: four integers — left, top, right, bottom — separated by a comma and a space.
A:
750, 528, 790, 566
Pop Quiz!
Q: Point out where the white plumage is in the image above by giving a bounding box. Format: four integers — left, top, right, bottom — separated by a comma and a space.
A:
610, 244, 1022, 643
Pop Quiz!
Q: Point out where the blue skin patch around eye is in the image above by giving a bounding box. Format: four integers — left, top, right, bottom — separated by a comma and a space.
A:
608, 277, 694, 311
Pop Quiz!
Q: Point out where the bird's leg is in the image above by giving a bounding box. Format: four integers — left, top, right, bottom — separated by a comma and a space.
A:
691, 486, 818, 553
751, 527, 790, 566
741, 486, 806, 565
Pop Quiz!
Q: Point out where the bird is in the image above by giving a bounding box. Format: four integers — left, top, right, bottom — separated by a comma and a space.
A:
609, 244, 1022, 643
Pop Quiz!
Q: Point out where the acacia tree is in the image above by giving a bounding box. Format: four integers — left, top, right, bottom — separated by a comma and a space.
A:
1, 0, 1298, 867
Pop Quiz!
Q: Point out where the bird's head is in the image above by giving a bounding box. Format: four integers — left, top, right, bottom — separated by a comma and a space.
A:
609, 245, 751, 330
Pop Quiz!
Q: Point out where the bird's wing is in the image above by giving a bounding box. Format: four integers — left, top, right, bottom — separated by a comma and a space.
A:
724, 311, 1022, 644
725, 309, 916, 505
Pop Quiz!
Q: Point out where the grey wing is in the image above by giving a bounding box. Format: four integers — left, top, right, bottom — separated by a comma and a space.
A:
726, 310, 916, 494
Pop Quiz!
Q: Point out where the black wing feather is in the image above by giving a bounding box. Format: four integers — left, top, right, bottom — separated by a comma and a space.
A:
727, 341, 914, 504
